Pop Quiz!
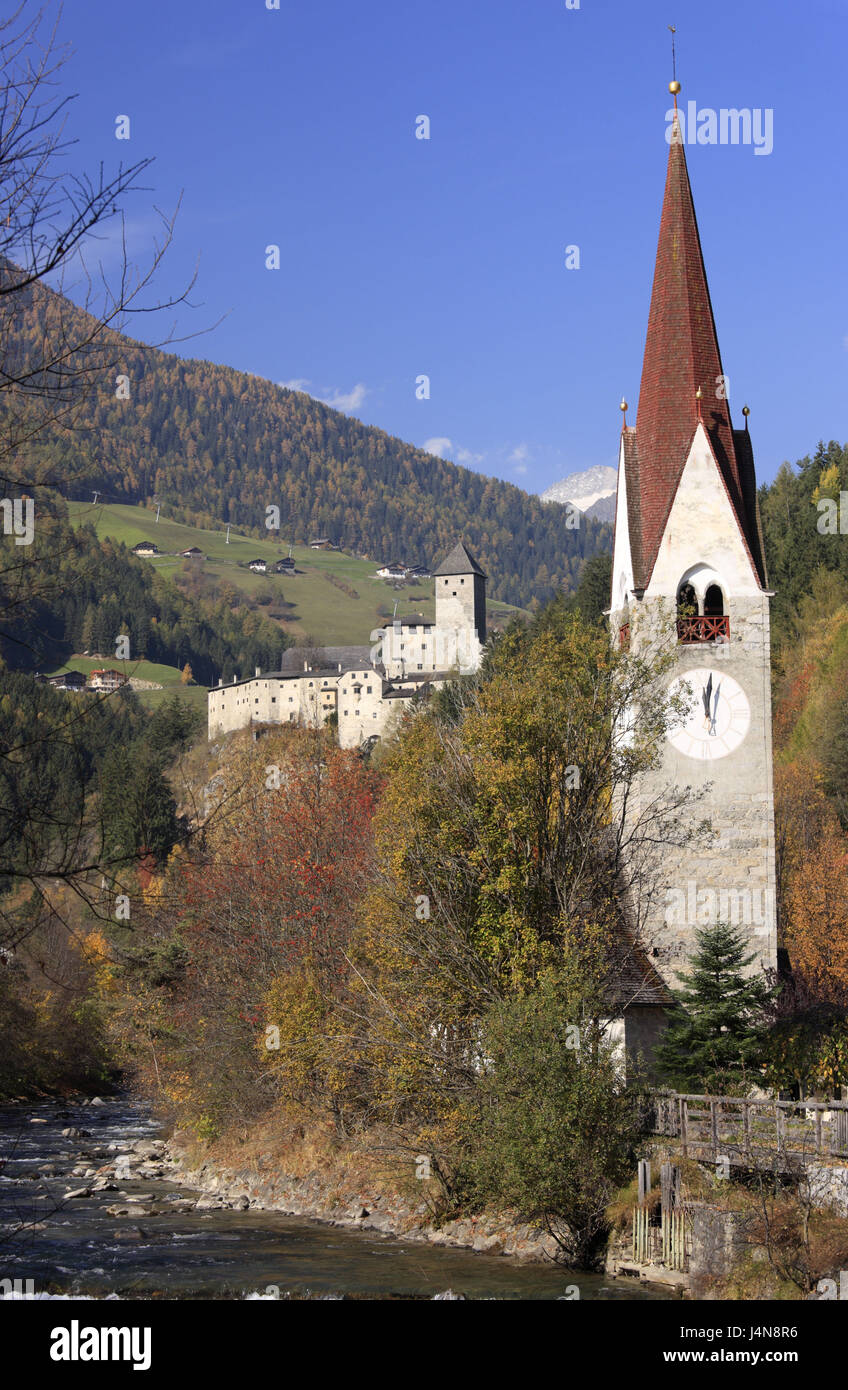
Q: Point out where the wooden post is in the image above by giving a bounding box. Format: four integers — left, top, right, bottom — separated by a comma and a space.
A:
681, 1097, 688, 1159
744, 1101, 751, 1157
710, 1099, 718, 1159
661, 1162, 680, 1212
815, 1106, 822, 1156
638, 1159, 651, 1204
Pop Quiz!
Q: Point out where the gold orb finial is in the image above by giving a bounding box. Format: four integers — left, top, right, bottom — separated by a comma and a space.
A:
695, 386, 703, 400
620, 398, 628, 413
742, 404, 750, 417
669, 79, 681, 95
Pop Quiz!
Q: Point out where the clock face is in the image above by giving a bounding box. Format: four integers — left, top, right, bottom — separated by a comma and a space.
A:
667, 668, 750, 761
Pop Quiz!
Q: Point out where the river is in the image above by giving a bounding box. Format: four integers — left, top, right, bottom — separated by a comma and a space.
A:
0, 1098, 671, 1300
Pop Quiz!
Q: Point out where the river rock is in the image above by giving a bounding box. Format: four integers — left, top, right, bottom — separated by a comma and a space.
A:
61, 1127, 88, 1138
64, 1187, 91, 1200
132, 1140, 165, 1159
29, 1118, 47, 1125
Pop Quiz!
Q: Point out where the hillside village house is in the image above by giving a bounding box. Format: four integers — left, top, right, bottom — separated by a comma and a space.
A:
207, 540, 487, 748
131, 540, 159, 557
87, 669, 128, 692
42, 670, 87, 691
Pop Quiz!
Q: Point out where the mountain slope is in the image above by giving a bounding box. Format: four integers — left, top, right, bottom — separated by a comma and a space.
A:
15, 280, 610, 608
540, 465, 617, 523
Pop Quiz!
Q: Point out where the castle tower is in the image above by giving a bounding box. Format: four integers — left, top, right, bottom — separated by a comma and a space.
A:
610, 88, 777, 982
433, 540, 487, 669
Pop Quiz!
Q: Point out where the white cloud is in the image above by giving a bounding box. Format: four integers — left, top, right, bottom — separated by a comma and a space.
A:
423, 437, 454, 458
317, 382, 369, 413
507, 443, 531, 475
278, 379, 370, 414
421, 439, 485, 467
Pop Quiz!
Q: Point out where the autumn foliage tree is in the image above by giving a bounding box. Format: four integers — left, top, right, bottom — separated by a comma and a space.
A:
112, 729, 379, 1136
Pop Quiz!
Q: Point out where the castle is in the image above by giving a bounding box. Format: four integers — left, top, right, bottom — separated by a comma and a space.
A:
609, 85, 777, 987
207, 540, 487, 747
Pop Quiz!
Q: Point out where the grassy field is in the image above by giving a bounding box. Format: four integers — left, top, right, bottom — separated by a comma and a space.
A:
45, 654, 208, 714
67, 501, 526, 646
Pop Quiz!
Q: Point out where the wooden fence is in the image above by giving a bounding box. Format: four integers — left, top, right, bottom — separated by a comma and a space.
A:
651, 1092, 848, 1170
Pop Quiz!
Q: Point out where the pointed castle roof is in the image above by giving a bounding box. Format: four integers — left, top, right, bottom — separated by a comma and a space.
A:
433, 540, 487, 578
623, 114, 767, 591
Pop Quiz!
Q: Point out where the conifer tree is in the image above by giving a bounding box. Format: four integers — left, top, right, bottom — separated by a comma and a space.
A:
655, 922, 777, 1094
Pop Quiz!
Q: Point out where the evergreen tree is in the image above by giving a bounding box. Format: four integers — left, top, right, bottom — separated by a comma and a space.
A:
655, 922, 777, 1094
99, 744, 179, 866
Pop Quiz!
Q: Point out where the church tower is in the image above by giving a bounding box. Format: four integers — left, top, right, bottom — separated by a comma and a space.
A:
610, 84, 777, 983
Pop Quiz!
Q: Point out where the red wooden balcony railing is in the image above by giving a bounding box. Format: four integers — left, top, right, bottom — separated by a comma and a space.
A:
676, 614, 730, 644
619, 623, 630, 649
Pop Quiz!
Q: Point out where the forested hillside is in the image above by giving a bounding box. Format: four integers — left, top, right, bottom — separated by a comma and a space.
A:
0, 494, 289, 683
13, 278, 608, 608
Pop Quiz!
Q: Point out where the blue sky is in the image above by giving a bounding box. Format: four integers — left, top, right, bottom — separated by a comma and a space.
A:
58, 0, 846, 494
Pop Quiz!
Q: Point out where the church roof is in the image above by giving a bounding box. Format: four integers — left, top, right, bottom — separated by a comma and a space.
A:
433, 540, 487, 578
626, 119, 766, 591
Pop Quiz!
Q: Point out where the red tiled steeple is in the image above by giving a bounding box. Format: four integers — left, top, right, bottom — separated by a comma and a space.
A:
626, 118, 766, 590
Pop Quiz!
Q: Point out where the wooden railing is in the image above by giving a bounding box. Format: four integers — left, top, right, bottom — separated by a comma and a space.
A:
619, 622, 630, 649
676, 614, 730, 644
652, 1092, 848, 1169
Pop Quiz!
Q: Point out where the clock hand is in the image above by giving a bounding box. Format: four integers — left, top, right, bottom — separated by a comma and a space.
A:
709, 681, 721, 735
702, 675, 713, 727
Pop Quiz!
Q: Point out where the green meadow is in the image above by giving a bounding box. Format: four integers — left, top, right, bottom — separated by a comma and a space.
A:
67, 501, 524, 646
44, 654, 208, 713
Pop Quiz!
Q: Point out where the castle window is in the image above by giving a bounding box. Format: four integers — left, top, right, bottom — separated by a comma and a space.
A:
704, 584, 724, 617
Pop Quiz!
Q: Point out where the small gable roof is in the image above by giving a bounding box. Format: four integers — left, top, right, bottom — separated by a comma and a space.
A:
433, 540, 486, 578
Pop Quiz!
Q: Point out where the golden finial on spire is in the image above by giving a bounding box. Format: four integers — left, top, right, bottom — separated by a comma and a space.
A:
668, 26, 681, 107
620, 398, 628, 428
742, 403, 750, 430
695, 384, 703, 421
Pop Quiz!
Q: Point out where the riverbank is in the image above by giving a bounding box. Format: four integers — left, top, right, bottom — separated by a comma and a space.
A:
1, 1098, 666, 1298
165, 1127, 563, 1263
